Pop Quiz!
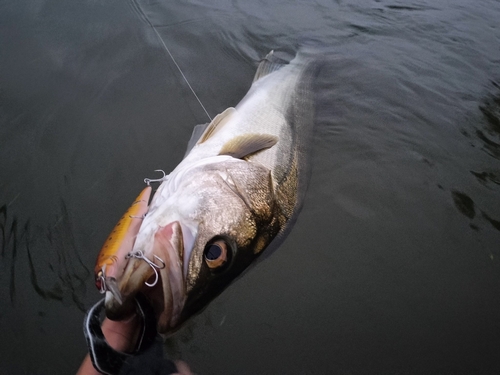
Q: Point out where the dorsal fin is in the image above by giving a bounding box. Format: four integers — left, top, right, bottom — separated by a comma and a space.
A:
198, 107, 237, 144
252, 50, 289, 83
183, 123, 209, 158
219, 133, 278, 159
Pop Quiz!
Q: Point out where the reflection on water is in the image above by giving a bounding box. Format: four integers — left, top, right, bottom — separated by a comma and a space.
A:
459, 80, 500, 233
0, 203, 89, 311
478, 80, 500, 160
450, 191, 475, 219
471, 170, 500, 187
0, 205, 29, 303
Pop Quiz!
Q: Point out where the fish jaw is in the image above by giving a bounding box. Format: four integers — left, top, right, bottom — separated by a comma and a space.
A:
104, 221, 187, 332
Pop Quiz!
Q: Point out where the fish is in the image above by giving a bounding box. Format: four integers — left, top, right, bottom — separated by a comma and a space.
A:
99, 50, 318, 333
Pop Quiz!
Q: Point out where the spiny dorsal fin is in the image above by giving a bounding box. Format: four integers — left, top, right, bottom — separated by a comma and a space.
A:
219, 133, 278, 159
198, 107, 237, 144
252, 50, 289, 83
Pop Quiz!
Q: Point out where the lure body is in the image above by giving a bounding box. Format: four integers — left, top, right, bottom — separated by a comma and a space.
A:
95, 186, 152, 292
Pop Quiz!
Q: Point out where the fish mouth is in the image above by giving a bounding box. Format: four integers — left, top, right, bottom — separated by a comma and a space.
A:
105, 221, 187, 332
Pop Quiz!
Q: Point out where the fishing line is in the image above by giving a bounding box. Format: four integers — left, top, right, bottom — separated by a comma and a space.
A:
150, 27, 213, 122
131, 0, 212, 121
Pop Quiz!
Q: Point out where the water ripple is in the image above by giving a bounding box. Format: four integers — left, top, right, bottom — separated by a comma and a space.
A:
0, 202, 89, 312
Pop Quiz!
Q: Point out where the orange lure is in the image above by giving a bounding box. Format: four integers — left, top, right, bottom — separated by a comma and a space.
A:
94, 186, 152, 295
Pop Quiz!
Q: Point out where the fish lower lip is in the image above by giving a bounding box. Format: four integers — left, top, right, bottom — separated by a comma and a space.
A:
104, 222, 187, 331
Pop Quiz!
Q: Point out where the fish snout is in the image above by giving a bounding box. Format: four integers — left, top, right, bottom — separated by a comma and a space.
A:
104, 221, 187, 331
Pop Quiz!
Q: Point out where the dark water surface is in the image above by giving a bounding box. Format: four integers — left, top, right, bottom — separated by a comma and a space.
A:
1, 0, 500, 374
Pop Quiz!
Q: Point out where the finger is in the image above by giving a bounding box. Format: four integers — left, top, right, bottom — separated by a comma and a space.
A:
173, 360, 193, 375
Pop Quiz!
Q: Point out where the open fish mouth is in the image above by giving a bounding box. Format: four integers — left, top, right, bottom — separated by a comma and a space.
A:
103, 221, 187, 332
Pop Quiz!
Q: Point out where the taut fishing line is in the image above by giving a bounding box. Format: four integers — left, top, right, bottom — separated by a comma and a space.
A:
131, 0, 213, 122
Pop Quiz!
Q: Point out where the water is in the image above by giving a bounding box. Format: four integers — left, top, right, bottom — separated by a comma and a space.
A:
1, 0, 500, 373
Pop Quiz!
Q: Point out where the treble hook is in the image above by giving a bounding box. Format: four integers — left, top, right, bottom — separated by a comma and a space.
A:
144, 170, 167, 185
126, 250, 166, 287
97, 269, 124, 304
97, 273, 107, 294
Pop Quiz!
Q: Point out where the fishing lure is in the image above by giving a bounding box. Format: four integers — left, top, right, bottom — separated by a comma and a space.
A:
94, 186, 152, 301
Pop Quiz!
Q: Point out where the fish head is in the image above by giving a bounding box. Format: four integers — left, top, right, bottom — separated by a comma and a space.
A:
178, 158, 284, 329
109, 157, 284, 333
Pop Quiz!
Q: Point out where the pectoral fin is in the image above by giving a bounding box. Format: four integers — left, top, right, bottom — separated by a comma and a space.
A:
218, 133, 278, 159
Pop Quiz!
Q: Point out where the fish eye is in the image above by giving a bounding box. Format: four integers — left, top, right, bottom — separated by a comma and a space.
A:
204, 239, 229, 269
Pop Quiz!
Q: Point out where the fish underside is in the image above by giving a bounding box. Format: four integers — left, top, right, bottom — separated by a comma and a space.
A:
96, 50, 319, 334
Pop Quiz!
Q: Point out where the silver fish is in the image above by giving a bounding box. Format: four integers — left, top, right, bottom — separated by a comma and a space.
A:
104, 50, 318, 333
